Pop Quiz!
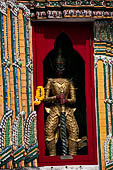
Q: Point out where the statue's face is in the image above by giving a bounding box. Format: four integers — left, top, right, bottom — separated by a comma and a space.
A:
55, 52, 66, 76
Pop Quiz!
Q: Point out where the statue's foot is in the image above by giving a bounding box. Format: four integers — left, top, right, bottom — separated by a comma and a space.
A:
69, 140, 77, 155
46, 140, 56, 156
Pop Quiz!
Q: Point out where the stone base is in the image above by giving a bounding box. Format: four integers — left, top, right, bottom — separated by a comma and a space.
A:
1, 165, 99, 170
39, 165, 99, 170
1, 168, 39, 170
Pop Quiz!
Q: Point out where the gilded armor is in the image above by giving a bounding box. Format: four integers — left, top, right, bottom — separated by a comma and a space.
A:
45, 78, 79, 156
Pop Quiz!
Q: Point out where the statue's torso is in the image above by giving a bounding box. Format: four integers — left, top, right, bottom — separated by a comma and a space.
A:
50, 78, 70, 97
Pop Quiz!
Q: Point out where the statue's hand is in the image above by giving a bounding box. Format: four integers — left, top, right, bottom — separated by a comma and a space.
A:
60, 98, 68, 105
56, 93, 65, 100
56, 94, 67, 104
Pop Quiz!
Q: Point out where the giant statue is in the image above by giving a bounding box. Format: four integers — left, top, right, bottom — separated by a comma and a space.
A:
44, 48, 79, 156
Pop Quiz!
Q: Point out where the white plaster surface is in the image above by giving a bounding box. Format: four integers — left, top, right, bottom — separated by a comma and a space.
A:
39, 165, 99, 170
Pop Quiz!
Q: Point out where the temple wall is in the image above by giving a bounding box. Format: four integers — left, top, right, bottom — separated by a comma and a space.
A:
97, 60, 106, 170
0, 1, 38, 169
94, 21, 113, 169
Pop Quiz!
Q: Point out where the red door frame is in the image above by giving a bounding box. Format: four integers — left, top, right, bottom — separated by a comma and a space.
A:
32, 21, 97, 166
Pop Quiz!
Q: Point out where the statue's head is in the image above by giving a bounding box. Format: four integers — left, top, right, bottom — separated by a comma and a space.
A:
55, 48, 66, 77
53, 32, 73, 77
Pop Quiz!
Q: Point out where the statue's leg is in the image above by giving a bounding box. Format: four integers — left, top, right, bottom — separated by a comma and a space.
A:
45, 112, 59, 156
68, 139, 78, 155
46, 139, 56, 156
66, 113, 79, 155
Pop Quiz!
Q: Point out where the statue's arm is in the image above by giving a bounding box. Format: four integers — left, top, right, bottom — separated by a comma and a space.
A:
44, 79, 56, 102
67, 81, 76, 104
